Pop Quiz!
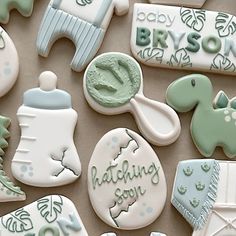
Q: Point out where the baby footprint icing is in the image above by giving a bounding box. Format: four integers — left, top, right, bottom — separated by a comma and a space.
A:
11, 71, 81, 187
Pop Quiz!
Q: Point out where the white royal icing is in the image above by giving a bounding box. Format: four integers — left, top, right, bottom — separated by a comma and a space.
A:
0, 195, 88, 236
148, 0, 207, 8
88, 128, 167, 230
11, 71, 81, 187
131, 3, 236, 75
0, 27, 18, 97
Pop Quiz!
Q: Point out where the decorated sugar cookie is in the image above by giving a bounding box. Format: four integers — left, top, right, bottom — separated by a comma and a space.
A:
172, 159, 236, 236
166, 74, 236, 158
88, 128, 167, 230
36, 0, 129, 72
131, 4, 236, 75
83, 52, 181, 146
0, 115, 25, 202
0, 195, 88, 235
101, 233, 166, 236
0, 27, 19, 97
148, 0, 207, 8
11, 71, 81, 187
0, 0, 34, 24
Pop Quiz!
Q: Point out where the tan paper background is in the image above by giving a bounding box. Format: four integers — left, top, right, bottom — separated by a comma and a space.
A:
1, 0, 236, 235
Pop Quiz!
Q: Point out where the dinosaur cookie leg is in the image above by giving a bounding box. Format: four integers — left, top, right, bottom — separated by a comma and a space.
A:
192, 135, 216, 157
222, 143, 236, 159
37, 6, 105, 72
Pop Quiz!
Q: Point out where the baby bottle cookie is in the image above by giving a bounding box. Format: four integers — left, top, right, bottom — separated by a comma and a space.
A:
88, 128, 167, 230
166, 74, 236, 158
83, 52, 181, 146
0, 115, 25, 202
0, 195, 88, 236
37, 0, 129, 72
11, 71, 81, 187
0, 0, 34, 24
0, 27, 19, 97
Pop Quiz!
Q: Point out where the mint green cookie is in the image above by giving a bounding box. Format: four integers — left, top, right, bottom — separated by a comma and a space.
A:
86, 53, 141, 108
166, 74, 236, 158
0, 0, 34, 24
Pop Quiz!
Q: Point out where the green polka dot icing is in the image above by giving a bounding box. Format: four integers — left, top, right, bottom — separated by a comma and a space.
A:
86, 53, 141, 108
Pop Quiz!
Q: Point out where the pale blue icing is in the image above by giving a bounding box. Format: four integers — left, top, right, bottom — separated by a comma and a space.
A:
37, 5, 105, 72
94, 0, 112, 27
23, 88, 72, 109
51, 0, 62, 9
172, 159, 220, 230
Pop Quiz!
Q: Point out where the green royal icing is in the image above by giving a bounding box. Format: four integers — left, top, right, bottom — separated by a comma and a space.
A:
86, 54, 141, 107
0, 116, 25, 198
0, 0, 34, 24
166, 74, 236, 158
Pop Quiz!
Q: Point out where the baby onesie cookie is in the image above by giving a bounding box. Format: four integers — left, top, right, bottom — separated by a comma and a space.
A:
166, 74, 236, 158
0, 0, 34, 24
131, 3, 236, 75
0, 195, 88, 235
11, 71, 81, 187
83, 52, 181, 146
148, 0, 207, 8
88, 128, 167, 230
172, 159, 236, 236
36, 0, 129, 72
0, 115, 25, 202
0, 27, 19, 97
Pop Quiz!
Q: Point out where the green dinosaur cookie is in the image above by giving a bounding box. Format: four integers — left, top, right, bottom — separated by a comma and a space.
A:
166, 74, 236, 158
0, 115, 25, 202
0, 0, 34, 24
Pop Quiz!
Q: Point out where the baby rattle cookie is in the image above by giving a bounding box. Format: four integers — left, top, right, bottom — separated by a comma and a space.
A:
0, 0, 34, 24
88, 128, 167, 230
36, 0, 129, 72
131, 3, 236, 75
0, 195, 88, 236
83, 52, 181, 146
0, 27, 19, 97
0, 115, 25, 202
172, 159, 236, 236
166, 74, 236, 158
148, 0, 207, 8
11, 71, 81, 187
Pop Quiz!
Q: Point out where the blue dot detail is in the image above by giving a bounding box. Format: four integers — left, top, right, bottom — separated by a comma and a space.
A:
146, 207, 153, 213
20, 165, 27, 173
112, 137, 118, 143
4, 67, 11, 76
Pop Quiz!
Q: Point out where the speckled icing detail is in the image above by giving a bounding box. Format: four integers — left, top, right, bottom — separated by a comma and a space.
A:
172, 159, 220, 230
0, 0, 34, 24
0, 195, 88, 235
86, 54, 141, 107
11, 72, 81, 187
37, 0, 129, 72
0, 27, 19, 97
0, 116, 26, 202
88, 128, 167, 230
166, 74, 236, 158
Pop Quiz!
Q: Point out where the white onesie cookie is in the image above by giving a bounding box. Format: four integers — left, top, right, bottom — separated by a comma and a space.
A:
37, 0, 129, 72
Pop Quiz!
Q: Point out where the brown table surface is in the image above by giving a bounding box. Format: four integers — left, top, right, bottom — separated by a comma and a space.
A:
1, 0, 236, 235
